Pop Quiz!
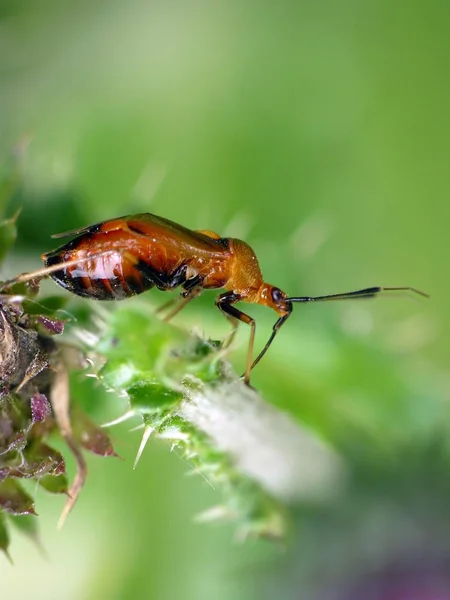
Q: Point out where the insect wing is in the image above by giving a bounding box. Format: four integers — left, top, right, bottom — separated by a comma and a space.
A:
51, 222, 105, 239
126, 214, 230, 257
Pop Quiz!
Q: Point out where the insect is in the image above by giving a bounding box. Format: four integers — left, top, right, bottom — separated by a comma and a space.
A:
0, 213, 428, 384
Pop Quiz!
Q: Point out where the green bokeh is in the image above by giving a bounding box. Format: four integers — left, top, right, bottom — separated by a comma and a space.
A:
1, 1, 449, 598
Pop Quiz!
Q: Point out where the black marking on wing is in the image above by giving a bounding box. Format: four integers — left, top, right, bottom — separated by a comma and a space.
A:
216, 238, 231, 249
127, 223, 147, 235
51, 222, 102, 239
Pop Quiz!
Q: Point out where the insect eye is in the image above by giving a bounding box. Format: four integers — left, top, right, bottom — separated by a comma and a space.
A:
271, 287, 284, 303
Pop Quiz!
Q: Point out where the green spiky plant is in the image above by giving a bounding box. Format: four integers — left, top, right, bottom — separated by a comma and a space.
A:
0, 199, 345, 556
3, 159, 450, 599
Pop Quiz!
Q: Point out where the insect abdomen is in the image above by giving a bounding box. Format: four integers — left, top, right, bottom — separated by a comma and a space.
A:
43, 249, 152, 300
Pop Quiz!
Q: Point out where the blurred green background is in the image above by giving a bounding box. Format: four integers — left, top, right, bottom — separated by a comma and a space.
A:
1, 1, 450, 599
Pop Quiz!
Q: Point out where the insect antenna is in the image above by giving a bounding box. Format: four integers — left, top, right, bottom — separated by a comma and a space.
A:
251, 286, 428, 376
286, 286, 429, 303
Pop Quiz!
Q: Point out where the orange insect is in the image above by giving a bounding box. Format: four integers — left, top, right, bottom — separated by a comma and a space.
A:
1, 213, 427, 384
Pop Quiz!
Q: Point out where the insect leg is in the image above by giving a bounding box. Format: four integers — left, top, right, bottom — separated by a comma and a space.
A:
221, 313, 240, 349
162, 286, 203, 322
158, 274, 204, 322
216, 292, 255, 385
250, 314, 290, 371
216, 293, 240, 348
155, 297, 178, 315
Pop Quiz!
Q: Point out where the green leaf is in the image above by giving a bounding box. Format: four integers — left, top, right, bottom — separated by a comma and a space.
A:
22, 295, 69, 316
97, 304, 223, 390
39, 474, 69, 495
9, 514, 43, 554
70, 406, 118, 457
22, 443, 66, 478
0, 480, 36, 516
127, 381, 182, 412
0, 512, 11, 562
